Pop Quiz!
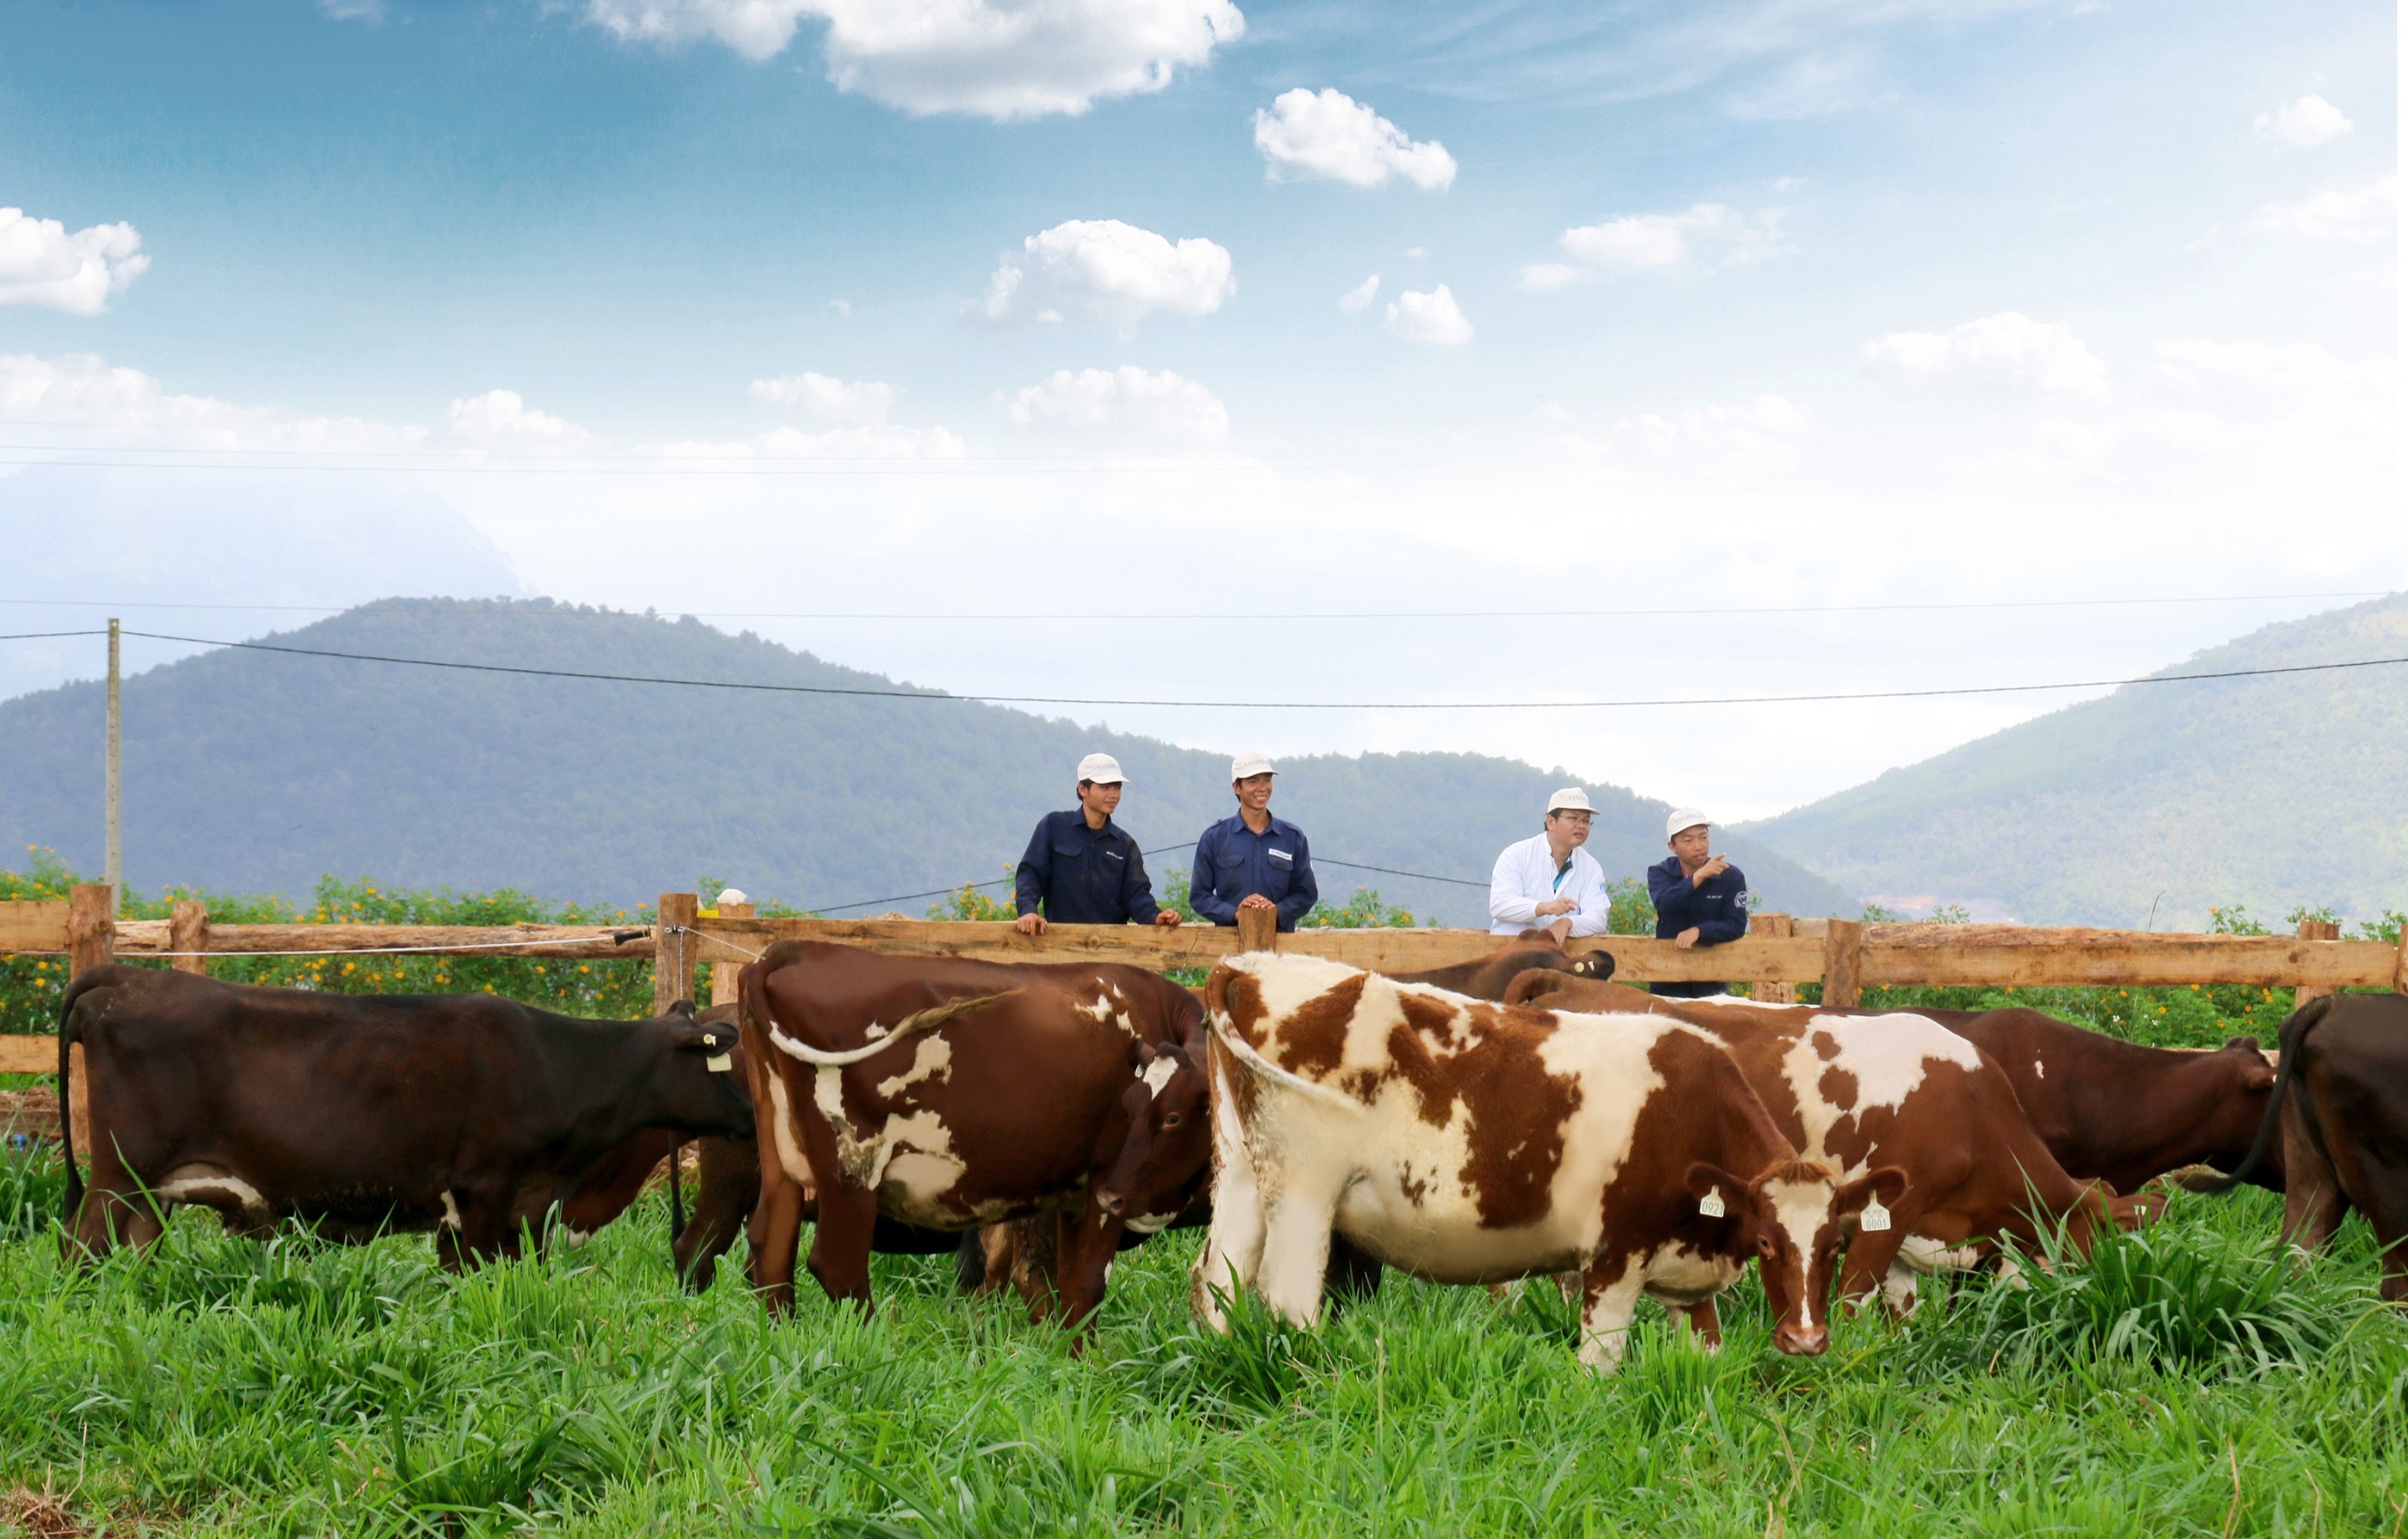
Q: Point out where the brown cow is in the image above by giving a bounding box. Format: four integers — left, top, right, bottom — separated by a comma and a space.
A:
1194, 953, 1903, 1371
57, 965, 751, 1266
1504, 975, 2153, 1315
2187, 994, 2408, 1302
1384, 933, 1614, 1000
737, 940, 1211, 1333
1509, 976, 2280, 1194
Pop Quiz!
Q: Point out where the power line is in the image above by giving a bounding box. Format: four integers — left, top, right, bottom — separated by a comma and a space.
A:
0, 593, 2386, 622
0, 630, 109, 641
115, 628, 2408, 712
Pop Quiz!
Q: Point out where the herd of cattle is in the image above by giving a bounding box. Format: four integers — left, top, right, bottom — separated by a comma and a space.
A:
49, 933, 2408, 1371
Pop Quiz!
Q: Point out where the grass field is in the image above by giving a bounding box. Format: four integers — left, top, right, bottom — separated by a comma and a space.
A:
2, 1142, 2401, 1538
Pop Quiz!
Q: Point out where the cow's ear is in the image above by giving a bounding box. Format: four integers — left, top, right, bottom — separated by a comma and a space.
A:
1838, 1166, 1909, 1214
2223, 1034, 2260, 1053
1685, 1161, 1741, 1203
668, 999, 697, 1019
1129, 1038, 1159, 1072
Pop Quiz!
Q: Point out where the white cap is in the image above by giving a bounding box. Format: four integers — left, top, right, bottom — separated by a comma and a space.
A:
1077, 752, 1126, 785
1667, 806, 1710, 839
715, 888, 748, 907
1231, 752, 1275, 780
1545, 787, 1597, 816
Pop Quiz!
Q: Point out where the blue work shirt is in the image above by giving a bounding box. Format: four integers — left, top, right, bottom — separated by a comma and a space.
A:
1015, 810, 1164, 926
1192, 814, 1319, 933
1647, 854, 1750, 999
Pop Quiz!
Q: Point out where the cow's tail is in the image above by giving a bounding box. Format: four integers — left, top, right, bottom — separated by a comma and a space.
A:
1207, 1017, 1362, 1110
761, 989, 1023, 1067
2178, 994, 2331, 1196
55, 974, 95, 1227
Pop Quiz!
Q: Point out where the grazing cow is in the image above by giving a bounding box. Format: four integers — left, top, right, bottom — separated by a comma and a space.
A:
1383, 933, 1615, 1001
1505, 976, 2154, 1314
1510, 976, 2278, 1196
2186, 994, 2408, 1302
738, 940, 1212, 1332
1194, 953, 1903, 1371
57, 965, 752, 1266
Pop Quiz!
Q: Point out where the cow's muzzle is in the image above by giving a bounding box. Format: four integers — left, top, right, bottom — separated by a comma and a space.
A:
1095, 1190, 1127, 1217
1772, 1322, 1829, 1357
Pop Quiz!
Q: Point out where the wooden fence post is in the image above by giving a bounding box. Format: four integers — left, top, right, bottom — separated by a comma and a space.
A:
1236, 906, 1278, 954
654, 892, 698, 1016
169, 899, 210, 976
2295, 918, 2343, 1009
2395, 925, 2408, 994
1821, 919, 1864, 1009
65, 884, 114, 1160
1754, 913, 1795, 1004
710, 901, 753, 1008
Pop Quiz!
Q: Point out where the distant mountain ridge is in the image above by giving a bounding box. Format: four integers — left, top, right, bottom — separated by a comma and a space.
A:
0, 599, 1860, 925
1744, 594, 2408, 928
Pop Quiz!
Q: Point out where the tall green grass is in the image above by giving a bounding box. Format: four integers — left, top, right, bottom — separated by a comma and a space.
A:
1, 1181, 2400, 1536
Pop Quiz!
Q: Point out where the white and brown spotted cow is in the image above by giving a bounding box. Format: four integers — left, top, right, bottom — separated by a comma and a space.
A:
1193, 954, 1903, 1372
736, 940, 1212, 1336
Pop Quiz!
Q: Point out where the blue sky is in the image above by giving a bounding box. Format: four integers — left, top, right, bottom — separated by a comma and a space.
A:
1, 0, 2398, 819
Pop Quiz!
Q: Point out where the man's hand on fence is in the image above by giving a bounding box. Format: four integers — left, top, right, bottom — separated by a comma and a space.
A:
1015, 913, 1047, 936
1674, 926, 1701, 950
1153, 910, 1182, 928
1536, 896, 1576, 918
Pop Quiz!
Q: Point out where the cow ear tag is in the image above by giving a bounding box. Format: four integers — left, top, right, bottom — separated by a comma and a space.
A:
1698, 1191, 1726, 1218
1860, 1200, 1891, 1233
706, 1049, 733, 1073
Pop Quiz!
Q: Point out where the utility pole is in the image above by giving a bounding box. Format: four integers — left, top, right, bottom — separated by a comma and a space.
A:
106, 617, 121, 914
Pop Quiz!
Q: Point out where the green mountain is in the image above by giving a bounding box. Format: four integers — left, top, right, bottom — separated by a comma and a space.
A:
1743, 594, 2408, 929
0, 599, 1860, 925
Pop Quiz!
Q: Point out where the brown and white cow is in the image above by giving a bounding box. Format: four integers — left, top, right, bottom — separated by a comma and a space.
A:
737, 940, 1211, 1333
1193, 954, 1902, 1371
1503, 976, 2155, 1314
1510, 976, 2277, 1196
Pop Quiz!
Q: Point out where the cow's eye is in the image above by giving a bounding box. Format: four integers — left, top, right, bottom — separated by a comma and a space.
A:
1162, 1113, 1183, 1128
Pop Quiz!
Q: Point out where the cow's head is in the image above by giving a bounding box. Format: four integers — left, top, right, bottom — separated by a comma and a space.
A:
1687, 1159, 1908, 1356
645, 1001, 756, 1141
1091, 1040, 1211, 1234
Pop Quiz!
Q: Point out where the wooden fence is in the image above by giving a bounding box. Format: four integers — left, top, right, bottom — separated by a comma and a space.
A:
9, 885, 2405, 1143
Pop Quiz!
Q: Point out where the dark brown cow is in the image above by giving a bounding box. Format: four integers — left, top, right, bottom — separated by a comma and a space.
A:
1384, 933, 1614, 1000
737, 940, 1211, 1333
1503, 975, 2153, 1314
1509, 976, 2279, 1195
1194, 953, 1902, 1371
2188, 994, 2408, 1302
58, 965, 752, 1266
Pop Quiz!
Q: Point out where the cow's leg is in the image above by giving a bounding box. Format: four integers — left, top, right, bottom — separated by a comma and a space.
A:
2280, 1099, 2348, 1255
1576, 1266, 1646, 1374
803, 1182, 879, 1311
1680, 1299, 1723, 1351
1836, 1224, 1914, 1317
673, 1136, 759, 1292
749, 1167, 808, 1314
1191, 1156, 1267, 1333
1252, 1174, 1346, 1328
1880, 1262, 1923, 1319
1052, 1203, 1128, 1342
66, 1133, 151, 1261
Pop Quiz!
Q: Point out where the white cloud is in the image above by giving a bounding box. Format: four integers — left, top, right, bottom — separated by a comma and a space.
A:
2251, 175, 2396, 241
2254, 94, 2351, 148
1004, 366, 1228, 443
583, 0, 1242, 119
1337, 274, 1380, 313
1860, 311, 2110, 397
1252, 89, 1457, 191
1603, 394, 1808, 468
0, 208, 150, 316
445, 390, 597, 449
0, 352, 412, 452
319, 0, 384, 20
1384, 285, 1472, 346
827, 298, 852, 317
1525, 203, 1788, 288
750, 372, 896, 425
980, 219, 1234, 336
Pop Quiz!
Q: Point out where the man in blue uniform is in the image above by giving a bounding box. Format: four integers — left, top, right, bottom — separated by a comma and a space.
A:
1647, 807, 1748, 998
1191, 753, 1319, 933
1012, 753, 1183, 935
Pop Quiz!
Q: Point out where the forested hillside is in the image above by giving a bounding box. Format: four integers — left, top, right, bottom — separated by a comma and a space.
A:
0, 599, 1858, 925
1745, 594, 2408, 927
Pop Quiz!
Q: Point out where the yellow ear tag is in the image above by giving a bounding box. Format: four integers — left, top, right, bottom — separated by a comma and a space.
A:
707, 1053, 733, 1074
1860, 1200, 1891, 1233
1698, 1191, 1726, 1218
